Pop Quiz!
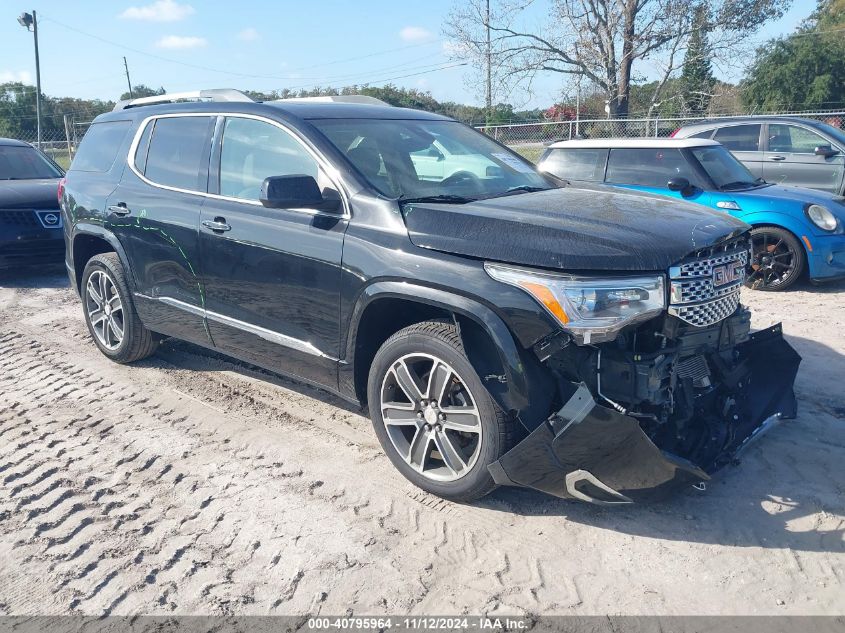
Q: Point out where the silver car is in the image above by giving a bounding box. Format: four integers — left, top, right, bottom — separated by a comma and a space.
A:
674, 116, 845, 195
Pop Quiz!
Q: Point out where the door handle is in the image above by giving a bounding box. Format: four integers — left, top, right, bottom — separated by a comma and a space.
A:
202, 218, 231, 233
769, 155, 786, 161
108, 203, 131, 216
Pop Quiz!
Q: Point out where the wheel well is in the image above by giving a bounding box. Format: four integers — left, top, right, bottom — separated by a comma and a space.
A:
749, 223, 809, 272
353, 298, 450, 404
352, 296, 553, 423
72, 234, 115, 291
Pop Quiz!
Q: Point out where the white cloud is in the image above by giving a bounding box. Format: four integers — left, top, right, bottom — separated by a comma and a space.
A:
155, 35, 207, 49
120, 0, 195, 22
0, 70, 32, 83
400, 26, 433, 42
237, 27, 260, 42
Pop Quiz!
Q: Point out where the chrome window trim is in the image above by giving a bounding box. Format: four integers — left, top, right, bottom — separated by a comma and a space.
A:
137, 293, 336, 360
125, 111, 351, 219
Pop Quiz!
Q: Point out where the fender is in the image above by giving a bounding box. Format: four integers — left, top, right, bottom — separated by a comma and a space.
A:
734, 210, 817, 247
343, 281, 537, 415
69, 223, 137, 294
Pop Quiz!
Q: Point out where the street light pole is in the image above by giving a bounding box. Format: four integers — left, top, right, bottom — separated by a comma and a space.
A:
18, 10, 42, 148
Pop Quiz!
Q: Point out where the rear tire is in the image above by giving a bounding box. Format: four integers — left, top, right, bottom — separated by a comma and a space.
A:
746, 227, 805, 291
81, 253, 158, 363
367, 320, 513, 502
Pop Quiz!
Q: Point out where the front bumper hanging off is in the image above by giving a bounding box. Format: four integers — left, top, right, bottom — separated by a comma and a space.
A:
488, 324, 801, 504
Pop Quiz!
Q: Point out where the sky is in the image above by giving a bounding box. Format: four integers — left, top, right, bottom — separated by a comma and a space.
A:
0, 0, 815, 110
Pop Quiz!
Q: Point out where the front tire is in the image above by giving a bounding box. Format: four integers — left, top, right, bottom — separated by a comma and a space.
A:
746, 227, 805, 291
367, 320, 513, 502
81, 253, 158, 363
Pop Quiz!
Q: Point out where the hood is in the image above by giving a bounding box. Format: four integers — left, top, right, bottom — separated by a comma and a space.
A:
403, 186, 749, 272
736, 183, 845, 219
0, 178, 60, 210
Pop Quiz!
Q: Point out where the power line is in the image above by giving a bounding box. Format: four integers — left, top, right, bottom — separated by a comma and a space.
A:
39, 14, 443, 83
281, 61, 468, 92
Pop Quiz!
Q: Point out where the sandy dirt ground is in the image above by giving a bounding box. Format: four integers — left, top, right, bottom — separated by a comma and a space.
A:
0, 264, 843, 618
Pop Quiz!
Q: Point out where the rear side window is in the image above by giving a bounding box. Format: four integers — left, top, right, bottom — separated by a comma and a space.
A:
605, 148, 692, 188
144, 116, 215, 192
71, 121, 132, 172
713, 124, 761, 152
541, 148, 607, 181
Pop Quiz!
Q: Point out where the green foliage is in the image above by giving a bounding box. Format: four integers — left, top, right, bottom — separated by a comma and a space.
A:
680, 4, 716, 116
0, 82, 113, 140
119, 84, 166, 101
243, 83, 541, 124
743, 0, 845, 110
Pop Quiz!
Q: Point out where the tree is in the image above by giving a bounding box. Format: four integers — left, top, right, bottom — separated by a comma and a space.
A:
743, 0, 845, 110
119, 84, 165, 101
680, 4, 716, 116
0, 82, 112, 140
445, 0, 788, 118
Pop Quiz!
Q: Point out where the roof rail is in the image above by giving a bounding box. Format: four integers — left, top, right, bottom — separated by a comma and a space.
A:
113, 88, 254, 112
273, 95, 390, 106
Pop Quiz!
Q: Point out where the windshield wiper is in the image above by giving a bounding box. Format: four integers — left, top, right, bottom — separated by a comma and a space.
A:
477, 185, 553, 200
398, 194, 476, 205
719, 181, 758, 191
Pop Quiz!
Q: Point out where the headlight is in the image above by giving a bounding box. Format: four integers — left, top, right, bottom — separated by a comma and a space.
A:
485, 263, 665, 345
805, 204, 838, 231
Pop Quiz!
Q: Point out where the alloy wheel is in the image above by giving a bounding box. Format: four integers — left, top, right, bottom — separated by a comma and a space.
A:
747, 230, 798, 289
379, 353, 483, 482
85, 270, 125, 350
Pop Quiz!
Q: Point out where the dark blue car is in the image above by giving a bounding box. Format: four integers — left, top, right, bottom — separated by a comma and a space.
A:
0, 138, 66, 267
540, 138, 845, 290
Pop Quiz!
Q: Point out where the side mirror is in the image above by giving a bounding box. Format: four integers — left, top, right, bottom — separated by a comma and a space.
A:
260, 175, 341, 212
814, 145, 839, 158
667, 177, 692, 195
428, 147, 445, 161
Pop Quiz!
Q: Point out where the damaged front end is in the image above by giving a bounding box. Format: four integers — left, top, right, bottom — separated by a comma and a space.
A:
490, 313, 801, 504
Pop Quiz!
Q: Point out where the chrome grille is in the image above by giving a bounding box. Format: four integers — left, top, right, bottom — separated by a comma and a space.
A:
668, 241, 749, 328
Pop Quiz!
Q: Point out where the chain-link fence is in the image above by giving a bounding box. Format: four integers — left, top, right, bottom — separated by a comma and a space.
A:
12, 109, 845, 169
479, 110, 845, 163
14, 120, 94, 170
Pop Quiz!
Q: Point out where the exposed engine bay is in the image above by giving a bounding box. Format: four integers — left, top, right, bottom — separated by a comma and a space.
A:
490, 307, 802, 503
549, 307, 788, 473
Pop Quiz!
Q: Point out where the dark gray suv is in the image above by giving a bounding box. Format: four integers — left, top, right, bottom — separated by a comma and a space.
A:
674, 116, 845, 195
60, 90, 800, 505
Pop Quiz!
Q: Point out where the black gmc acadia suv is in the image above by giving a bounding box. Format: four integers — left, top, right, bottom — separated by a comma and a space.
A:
61, 90, 800, 504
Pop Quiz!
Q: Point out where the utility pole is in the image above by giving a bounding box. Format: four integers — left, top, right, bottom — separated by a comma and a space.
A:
123, 57, 134, 99
17, 10, 42, 148
485, 0, 492, 123
574, 42, 581, 138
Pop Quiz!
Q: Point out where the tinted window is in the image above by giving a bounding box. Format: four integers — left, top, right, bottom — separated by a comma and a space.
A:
605, 148, 692, 188
71, 120, 132, 172
145, 116, 215, 191
219, 117, 320, 201
541, 148, 607, 181
713, 124, 761, 151
133, 120, 153, 173
0, 145, 63, 179
768, 124, 828, 153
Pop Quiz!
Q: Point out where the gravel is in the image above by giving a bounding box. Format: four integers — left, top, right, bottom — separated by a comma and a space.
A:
0, 265, 843, 616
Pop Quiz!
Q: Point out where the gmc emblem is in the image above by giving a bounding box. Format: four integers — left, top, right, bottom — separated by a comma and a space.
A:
713, 261, 744, 287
